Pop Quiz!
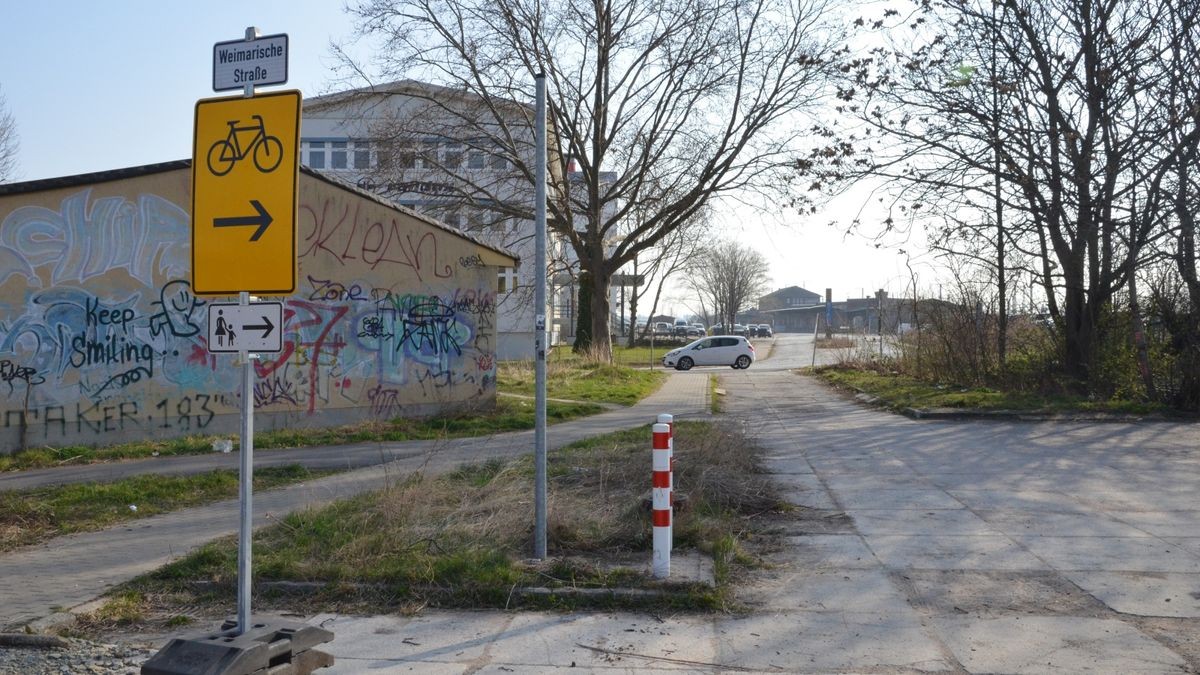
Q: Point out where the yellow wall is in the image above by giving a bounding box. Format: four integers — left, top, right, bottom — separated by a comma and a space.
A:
0, 167, 512, 451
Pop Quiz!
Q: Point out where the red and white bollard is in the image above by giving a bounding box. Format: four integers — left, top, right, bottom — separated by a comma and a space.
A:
656, 413, 674, 553
652, 422, 672, 578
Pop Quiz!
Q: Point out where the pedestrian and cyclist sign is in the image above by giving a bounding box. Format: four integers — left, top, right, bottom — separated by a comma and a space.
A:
191, 90, 300, 295
207, 302, 284, 353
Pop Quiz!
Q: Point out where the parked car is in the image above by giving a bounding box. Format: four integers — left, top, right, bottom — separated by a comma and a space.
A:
653, 321, 673, 336
709, 324, 726, 335
685, 325, 704, 337
755, 324, 773, 338
662, 335, 756, 370
732, 324, 748, 336
673, 319, 690, 337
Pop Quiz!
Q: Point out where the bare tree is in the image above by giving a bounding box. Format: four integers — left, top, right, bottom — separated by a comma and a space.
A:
808, 0, 1200, 386
689, 240, 771, 330
0, 86, 18, 183
342, 0, 841, 359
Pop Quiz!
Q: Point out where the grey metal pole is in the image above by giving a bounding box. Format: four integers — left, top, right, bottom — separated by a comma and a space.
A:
533, 73, 548, 559
236, 26, 258, 635
237, 290, 254, 634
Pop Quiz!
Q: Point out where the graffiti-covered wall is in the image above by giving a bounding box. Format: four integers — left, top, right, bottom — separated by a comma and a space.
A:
0, 164, 513, 452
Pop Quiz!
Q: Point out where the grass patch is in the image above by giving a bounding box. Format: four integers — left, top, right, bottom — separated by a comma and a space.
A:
0, 465, 334, 553
498, 360, 664, 406
93, 421, 783, 626
0, 398, 603, 473
816, 364, 1173, 414
709, 374, 722, 414
549, 344, 689, 369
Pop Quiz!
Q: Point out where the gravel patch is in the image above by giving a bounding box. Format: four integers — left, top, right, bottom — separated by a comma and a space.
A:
0, 637, 152, 675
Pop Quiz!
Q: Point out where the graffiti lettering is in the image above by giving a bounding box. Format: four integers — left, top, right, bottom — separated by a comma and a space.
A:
367, 384, 401, 418
254, 376, 298, 408
69, 334, 154, 369
83, 364, 153, 401
0, 360, 44, 390
458, 254, 484, 268
399, 301, 463, 357
0, 190, 189, 287
152, 395, 218, 431
307, 275, 368, 302
300, 199, 454, 279
358, 315, 392, 339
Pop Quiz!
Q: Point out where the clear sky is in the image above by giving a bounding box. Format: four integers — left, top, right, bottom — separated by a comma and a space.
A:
1, 1, 927, 304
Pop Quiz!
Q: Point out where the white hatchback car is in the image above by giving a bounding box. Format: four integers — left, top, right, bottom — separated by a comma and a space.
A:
662, 335, 755, 370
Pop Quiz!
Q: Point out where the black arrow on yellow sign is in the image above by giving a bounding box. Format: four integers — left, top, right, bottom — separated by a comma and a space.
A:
214, 200, 273, 241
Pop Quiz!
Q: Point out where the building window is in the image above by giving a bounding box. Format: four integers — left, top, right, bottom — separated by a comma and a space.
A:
498, 266, 517, 293
468, 150, 485, 170
398, 145, 417, 168
353, 140, 371, 169
331, 141, 348, 169
490, 151, 507, 169
308, 141, 326, 169
444, 143, 463, 170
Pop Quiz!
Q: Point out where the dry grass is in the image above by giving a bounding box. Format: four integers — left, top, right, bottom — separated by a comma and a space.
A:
85, 421, 785, 628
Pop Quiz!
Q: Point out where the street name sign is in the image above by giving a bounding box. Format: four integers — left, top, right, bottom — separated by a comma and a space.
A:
213, 33, 289, 91
207, 302, 284, 353
192, 90, 300, 295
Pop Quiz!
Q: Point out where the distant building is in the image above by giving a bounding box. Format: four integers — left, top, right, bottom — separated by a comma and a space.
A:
758, 286, 822, 311
300, 80, 570, 359
758, 288, 919, 333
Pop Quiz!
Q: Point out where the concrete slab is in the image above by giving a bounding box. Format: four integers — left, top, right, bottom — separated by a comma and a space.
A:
944, 488, 1090, 513
1063, 571, 1200, 618
866, 534, 1048, 571
903, 569, 1109, 617
1115, 511, 1200, 538
1072, 490, 1198, 513
976, 509, 1154, 537
848, 508, 1000, 536
777, 487, 837, 510
760, 457, 814, 475
823, 473, 935, 492
714, 611, 953, 673
781, 534, 879, 570
933, 616, 1188, 673
806, 455, 914, 474
769, 472, 825, 493
319, 613, 512, 672
492, 612, 718, 670
831, 488, 966, 511
737, 566, 912, 615
1016, 536, 1200, 573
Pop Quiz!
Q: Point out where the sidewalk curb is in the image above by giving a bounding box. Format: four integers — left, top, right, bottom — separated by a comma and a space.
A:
836, 382, 1188, 423
899, 407, 1166, 422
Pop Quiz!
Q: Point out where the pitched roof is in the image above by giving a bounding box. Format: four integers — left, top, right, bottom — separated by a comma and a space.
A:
762, 285, 820, 299
0, 160, 518, 264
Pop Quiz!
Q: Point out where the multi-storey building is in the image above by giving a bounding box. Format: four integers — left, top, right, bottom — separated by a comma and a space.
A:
300, 80, 570, 359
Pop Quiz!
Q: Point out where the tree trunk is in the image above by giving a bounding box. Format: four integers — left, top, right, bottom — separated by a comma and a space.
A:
590, 270, 613, 361
626, 260, 640, 349
1061, 266, 1092, 384
573, 271, 593, 354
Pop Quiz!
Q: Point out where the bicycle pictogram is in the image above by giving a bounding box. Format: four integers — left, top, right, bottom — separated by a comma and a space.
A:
206, 115, 284, 176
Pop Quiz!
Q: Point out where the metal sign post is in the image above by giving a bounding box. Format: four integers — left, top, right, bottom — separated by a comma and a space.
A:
533, 73, 548, 560
143, 27, 335, 671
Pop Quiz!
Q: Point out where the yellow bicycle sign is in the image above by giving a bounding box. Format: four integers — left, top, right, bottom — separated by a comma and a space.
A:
206, 115, 285, 176
191, 90, 301, 295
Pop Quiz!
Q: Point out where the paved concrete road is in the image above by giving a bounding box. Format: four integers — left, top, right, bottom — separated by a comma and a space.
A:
316, 336, 1200, 672
8, 334, 1200, 672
